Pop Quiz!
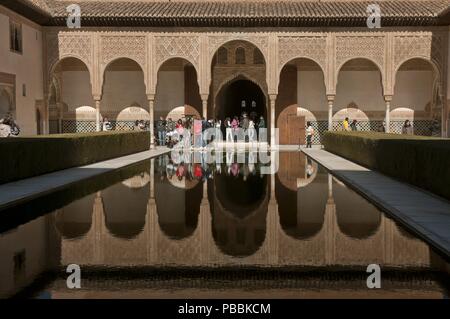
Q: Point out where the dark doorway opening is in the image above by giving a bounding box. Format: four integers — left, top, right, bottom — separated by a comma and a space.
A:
216, 79, 266, 123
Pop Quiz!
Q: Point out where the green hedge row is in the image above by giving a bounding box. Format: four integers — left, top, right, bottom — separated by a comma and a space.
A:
323, 131, 450, 201
0, 131, 149, 184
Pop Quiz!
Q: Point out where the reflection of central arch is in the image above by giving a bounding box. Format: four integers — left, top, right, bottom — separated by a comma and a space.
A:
215, 172, 268, 219
215, 77, 267, 122
210, 177, 269, 258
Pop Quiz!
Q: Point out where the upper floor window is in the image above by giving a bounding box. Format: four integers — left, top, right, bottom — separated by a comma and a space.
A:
235, 47, 246, 64
10, 21, 23, 54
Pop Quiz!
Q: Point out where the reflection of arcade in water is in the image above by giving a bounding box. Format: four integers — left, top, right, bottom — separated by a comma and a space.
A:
0, 152, 447, 298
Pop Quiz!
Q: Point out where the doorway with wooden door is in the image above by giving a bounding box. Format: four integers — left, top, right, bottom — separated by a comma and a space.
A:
277, 105, 306, 145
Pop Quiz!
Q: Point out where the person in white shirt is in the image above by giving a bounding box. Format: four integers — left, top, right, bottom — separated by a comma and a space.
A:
103, 117, 112, 131
248, 119, 256, 142
305, 121, 314, 148
225, 117, 233, 143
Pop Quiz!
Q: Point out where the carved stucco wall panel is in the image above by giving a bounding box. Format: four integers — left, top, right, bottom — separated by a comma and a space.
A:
393, 34, 444, 76
278, 36, 327, 73
336, 36, 385, 73
46, 33, 93, 83
100, 35, 147, 72
154, 36, 200, 70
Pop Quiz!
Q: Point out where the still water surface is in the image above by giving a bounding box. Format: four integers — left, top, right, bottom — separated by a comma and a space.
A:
0, 152, 449, 298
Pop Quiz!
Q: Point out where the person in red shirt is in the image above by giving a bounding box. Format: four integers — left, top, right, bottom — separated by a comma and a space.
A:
194, 163, 203, 180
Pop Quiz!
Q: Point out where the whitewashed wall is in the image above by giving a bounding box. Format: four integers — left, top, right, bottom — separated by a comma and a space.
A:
0, 8, 43, 135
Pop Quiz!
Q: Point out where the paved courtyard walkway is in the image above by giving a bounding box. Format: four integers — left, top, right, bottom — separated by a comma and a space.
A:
302, 148, 450, 259
0, 147, 170, 211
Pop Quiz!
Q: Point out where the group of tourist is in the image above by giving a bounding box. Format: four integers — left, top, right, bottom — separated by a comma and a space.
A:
154, 112, 266, 147
342, 117, 361, 132
342, 117, 415, 135
0, 113, 20, 137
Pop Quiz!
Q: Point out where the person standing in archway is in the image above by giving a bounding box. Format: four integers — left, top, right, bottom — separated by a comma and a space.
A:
102, 117, 112, 131
257, 116, 266, 140
225, 117, 233, 143
241, 113, 249, 142
402, 119, 413, 135
248, 118, 256, 143
343, 117, 351, 131
306, 121, 314, 149
156, 116, 167, 146
231, 116, 239, 142
350, 119, 360, 131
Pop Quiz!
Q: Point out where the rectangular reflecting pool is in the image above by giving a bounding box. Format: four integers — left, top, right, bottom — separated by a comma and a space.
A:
0, 151, 449, 299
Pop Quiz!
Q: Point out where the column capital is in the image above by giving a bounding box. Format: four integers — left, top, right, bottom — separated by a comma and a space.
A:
269, 94, 277, 102
201, 94, 209, 101
384, 95, 393, 102
326, 94, 335, 103
147, 94, 155, 101
93, 95, 102, 101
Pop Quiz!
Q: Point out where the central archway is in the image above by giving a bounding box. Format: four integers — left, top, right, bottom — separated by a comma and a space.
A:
215, 78, 267, 123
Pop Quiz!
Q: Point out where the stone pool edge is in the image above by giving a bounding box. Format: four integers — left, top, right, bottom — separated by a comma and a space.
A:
0, 147, 170, 212
302, 148, 450, 260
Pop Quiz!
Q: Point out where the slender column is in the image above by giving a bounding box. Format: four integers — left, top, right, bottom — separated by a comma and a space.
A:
40, 98, 49, 135
93, 191, 105, 264
267, 174, 279, 264
94, 98, 101, 132
384, 95, 392, 133
324, 173, 336, 265
146, 158, 157, 263
200, 181, 211, 263
150, 158, 155, 199
201, 94, 208, 119
328, 173, 333, 199
148, 95, 155, 149
269, 94, 277, 147
327, 95, 335, 131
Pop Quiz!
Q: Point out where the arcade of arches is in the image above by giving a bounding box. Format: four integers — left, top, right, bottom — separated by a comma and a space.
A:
44, 33, 449, 145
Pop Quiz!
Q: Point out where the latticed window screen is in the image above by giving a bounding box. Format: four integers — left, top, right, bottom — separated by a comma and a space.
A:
235, 47, 246, 64
217, 47, 228, 64
62, 120, 149, 133
61, 120, 434, 143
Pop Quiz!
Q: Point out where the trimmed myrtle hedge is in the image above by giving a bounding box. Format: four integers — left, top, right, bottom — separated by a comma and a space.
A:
323, 131, 450, 201
0, 131, 149, 184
